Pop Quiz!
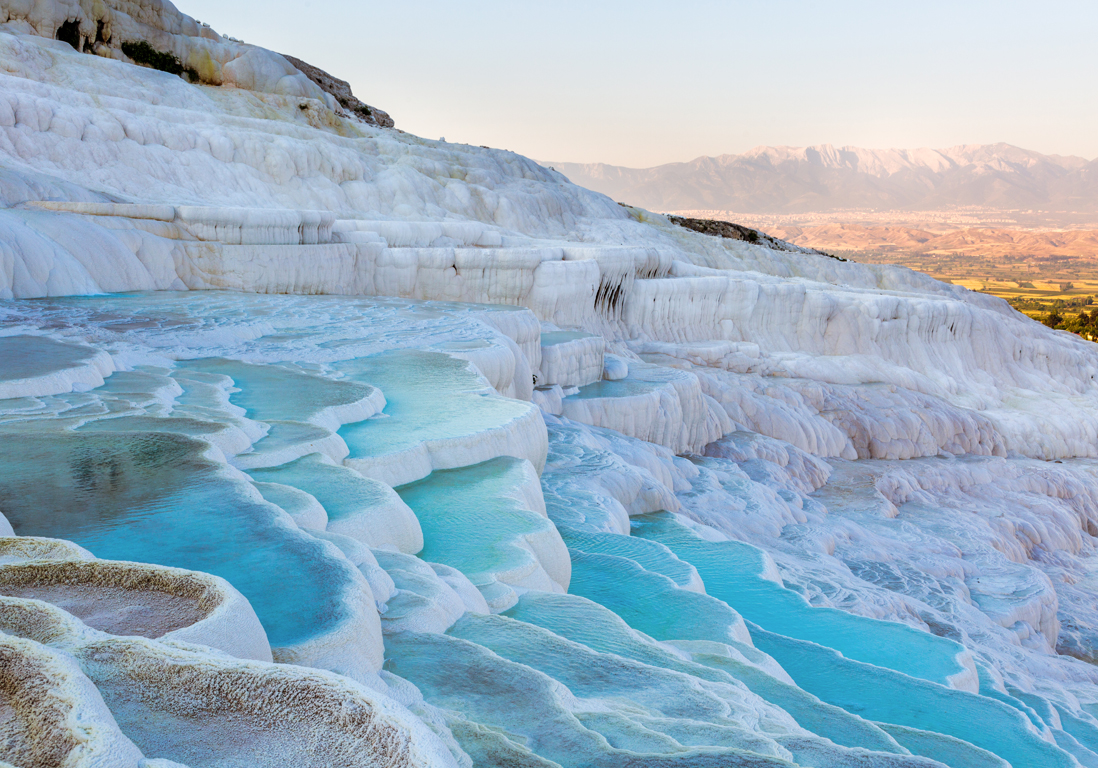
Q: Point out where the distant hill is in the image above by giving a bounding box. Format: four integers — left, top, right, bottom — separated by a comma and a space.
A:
549, 144, 1098, 213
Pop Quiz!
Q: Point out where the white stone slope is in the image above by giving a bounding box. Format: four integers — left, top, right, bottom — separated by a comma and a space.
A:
0, 2, 1095, 462
2, 0, 335, 102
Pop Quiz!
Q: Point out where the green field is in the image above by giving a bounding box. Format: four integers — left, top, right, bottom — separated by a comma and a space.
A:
838, 250, 1098, 340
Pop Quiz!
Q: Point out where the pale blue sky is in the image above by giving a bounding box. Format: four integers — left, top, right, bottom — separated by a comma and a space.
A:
180, 0, 1098, 167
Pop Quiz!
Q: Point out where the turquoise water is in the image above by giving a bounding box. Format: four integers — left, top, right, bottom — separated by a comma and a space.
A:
385, 630, 624, 767
80, 414, 233, 441
613, 512, 1079, 767
879, 724, 1013, 768
385, 629, 798, 768
562, 527, 700, 590
566, 378, 662, 399
91, 369, 176, 411
0, 334, 98, 380
1054, 705, 1098, 760
447, 612, 794, 761
565, 514, 1075, 766
564, 361, 684, 401
337, 350, 531, 458
0, 423, 353, 648
397, 458, 555, 590
752, 627, 1075, 768
632, 512, 967, 686
248, 453, 394, 525
541, 331, 595, 346
568, 548, 747, 646
244, 421, 333, 457
177, 358, 373, 423
505, 591, 905, 755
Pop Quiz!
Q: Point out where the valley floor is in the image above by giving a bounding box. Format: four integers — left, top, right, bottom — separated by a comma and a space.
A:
673, 208, 1098, 339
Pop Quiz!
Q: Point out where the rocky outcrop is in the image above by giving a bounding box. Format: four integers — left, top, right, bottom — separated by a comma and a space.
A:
0, 0, 339, 105
666, 214, 845, 259
282, 54, 394, 128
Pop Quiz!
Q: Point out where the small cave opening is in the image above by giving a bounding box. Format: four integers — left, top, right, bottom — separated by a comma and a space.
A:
56, 19, 81, 50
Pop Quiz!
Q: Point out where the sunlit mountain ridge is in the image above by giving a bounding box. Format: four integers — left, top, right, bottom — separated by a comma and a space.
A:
550, 143, 1098, 213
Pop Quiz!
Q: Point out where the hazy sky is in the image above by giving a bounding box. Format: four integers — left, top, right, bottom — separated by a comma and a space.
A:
181, 0, 1098, 168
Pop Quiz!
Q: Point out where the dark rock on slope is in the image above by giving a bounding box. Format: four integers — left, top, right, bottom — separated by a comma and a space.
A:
282, 54, 394, 128
666, 214, 846, 260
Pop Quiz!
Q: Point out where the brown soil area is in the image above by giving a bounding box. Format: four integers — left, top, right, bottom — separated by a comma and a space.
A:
2, 584, 206, 638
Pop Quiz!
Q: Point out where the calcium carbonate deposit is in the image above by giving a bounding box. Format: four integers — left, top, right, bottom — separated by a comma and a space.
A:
3, 3, 1098, 767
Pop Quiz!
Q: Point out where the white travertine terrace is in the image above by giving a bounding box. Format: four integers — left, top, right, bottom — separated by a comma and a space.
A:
0, 588, 458, 767
538, 330, 605, 388
0, 630, 145, 768
3, 2, 1098, 767
0, 555, 273, 661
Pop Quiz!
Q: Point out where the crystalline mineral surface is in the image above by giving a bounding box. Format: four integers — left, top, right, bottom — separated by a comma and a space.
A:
2, 3, 1098, 767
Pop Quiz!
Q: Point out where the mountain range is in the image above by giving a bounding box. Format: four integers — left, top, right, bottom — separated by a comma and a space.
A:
549, 144, 1098, 213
